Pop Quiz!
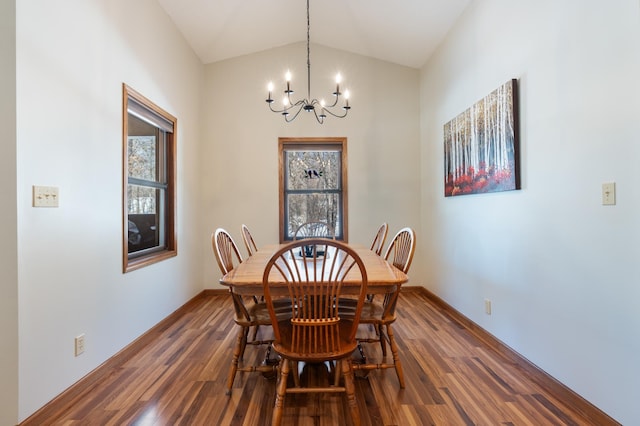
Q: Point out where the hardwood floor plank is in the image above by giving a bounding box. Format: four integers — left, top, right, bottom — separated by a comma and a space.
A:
439, 386, 476, 426
402, 353, 446, 405
470, 356, 517, 396
20, 289, 619, 426
504, 397, 551, 426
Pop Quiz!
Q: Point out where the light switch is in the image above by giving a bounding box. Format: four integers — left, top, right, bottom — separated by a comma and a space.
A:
602, 182, 615, 206
33, 185, 59, 207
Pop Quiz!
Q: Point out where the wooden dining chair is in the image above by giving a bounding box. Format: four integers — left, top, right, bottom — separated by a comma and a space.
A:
369, 222, 388, 256
262, 239, 367, 426
364, 222, 389, 303
241, 224, 264, 307
212, 228, 279, 395
353, 227, 415, 388
293, 221, 335, 240
241, 224, 258, 257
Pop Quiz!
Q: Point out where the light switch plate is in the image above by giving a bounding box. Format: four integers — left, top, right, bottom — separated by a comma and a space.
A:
33, 185, 59, 207
602, 182, 615, 206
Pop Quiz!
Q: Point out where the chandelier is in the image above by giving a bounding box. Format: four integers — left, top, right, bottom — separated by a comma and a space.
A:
265, 0, 351, 124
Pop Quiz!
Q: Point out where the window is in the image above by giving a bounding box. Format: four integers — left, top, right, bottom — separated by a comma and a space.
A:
123, 84, 177, 272
279, 137, 348, 242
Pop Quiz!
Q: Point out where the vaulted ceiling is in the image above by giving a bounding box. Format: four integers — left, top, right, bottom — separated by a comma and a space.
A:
157, 0, 471, 69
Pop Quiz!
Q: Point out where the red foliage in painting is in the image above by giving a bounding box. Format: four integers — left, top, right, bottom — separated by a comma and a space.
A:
445, 163, 514, 197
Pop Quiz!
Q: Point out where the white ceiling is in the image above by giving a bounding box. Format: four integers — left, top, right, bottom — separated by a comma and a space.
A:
156, 0, 471, 69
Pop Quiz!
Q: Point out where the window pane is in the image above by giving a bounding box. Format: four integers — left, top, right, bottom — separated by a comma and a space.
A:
286, 193, 340, 239
127, 184, 164, 254
286, 150, 340, 191
127, 184, 156, 214
128, 134, 157, 181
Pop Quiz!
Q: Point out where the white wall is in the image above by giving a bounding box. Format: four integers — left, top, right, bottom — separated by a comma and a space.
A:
16, 0, 204, 420
420, 1, 640, 423
0, 0, 18, 424
19, 0, 635, 422
200, 42, 422, 287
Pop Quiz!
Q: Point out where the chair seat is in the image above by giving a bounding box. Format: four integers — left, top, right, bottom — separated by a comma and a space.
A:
272, 318, 359, 362
239, 299, 292, 327
338, 298, 395, 323
359, 301, 394, 324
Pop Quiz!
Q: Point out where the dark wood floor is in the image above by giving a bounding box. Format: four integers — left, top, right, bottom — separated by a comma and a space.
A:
22, 289, 618, 425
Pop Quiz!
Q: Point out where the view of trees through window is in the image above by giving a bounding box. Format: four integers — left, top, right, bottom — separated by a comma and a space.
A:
286, 150, 340, 237
280, 138, 347, 242
128, 134, 157, 216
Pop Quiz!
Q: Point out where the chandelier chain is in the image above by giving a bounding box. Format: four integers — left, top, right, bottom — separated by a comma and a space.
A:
307, 0, 311, 100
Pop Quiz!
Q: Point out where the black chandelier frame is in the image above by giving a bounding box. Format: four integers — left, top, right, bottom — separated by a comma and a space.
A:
265, 0, 351, 124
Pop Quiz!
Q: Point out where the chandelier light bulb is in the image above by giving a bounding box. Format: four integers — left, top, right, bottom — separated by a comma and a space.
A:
335, 73, 342, 84
344, 90, 350, 99
268, 82, 274, 92
285, 71, 292, 82
283, 96, 290, 107
320, 99, 326, 107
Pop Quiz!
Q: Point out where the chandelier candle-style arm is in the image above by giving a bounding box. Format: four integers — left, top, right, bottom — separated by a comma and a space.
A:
264, 0, 351, 124
266, 75, 350, 123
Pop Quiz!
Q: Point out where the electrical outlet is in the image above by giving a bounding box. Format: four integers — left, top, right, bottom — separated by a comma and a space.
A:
484, 299, 492, 315
75, 334, 85, 356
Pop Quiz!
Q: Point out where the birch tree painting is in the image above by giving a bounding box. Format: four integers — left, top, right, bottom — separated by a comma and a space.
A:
444, 79, 520, 197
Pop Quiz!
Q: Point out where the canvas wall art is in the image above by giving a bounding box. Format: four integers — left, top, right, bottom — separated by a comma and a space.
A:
444, 79, 520, 197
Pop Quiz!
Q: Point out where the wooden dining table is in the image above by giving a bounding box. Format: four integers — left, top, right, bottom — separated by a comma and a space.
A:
220, 241, 409, 387
219, 243, 408, 295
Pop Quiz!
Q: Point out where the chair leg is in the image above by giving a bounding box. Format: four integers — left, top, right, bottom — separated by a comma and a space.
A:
385, 324, 405, 388
250, 325, 260, 342
272, 358, 290, 426
239, 326, 249, 360
333, 361, 341, 387
226, 326, 247, 395
292, 361, 301, 388
340, 359, 361, 426
378, 324, 387, 356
